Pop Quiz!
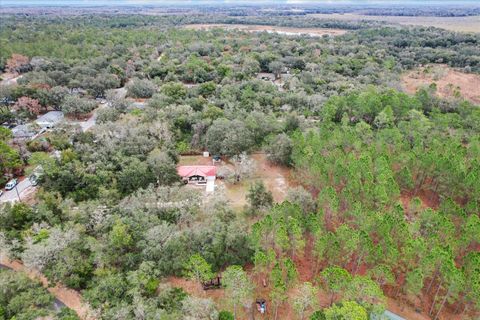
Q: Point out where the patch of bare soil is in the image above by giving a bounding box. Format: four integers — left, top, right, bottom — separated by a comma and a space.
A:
402, 65, 480, 104
251, 153, 296, 203
400, 188, 441, 213
0, 257, 95, 320
184, 24, 347, 37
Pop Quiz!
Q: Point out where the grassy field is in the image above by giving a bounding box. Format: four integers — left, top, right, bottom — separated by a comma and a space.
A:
308, 13, 480, 33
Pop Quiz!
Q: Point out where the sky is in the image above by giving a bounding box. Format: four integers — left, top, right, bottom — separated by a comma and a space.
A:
2, 0, 479, 7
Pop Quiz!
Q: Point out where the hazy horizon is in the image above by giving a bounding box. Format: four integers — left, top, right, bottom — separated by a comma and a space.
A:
3, 0, 480, 8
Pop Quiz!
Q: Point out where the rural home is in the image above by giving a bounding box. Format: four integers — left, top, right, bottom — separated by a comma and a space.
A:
35, 111, 64, 128
177, 165, 216, 192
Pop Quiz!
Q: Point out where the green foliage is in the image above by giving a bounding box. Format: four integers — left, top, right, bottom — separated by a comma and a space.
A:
247, 181, 273, 212
265, 133, 293, 166
0, 269, 55, 320
324, 301, 368, 320
321, 266, 352, 305
222, 265, 253, 318
206, 118, 254, 157
0, 141, 21, 178
61, 95, 96, 117
109, 219, 133, 249
184, 254, 214, 284
1, 12, 479, 320
218, 310, 234, 320
126, 78, 156, 98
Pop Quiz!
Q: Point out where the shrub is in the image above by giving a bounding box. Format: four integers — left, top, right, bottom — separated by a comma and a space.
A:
219, 310, 234, 320
126, 78, 156, 98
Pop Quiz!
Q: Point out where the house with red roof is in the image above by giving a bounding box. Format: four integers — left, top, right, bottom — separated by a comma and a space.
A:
177, 166, 217, 189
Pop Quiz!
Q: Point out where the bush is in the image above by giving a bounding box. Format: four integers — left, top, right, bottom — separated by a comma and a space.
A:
61, 95, 96, 117
126, 78, 156, 98
265, 133, 293, 166
206, 118, 254, 157
27, 138, 50, 152
96, 108, 121, 124
219, 310, 234, 320
247, 181, 273, 211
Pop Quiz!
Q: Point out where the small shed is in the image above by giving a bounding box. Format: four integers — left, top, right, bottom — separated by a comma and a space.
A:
35, 111, 64, 129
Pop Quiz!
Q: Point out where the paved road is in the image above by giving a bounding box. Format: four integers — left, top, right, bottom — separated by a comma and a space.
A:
0, 178, 34, 203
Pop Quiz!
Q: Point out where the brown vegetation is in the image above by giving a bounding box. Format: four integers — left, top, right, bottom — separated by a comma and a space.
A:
402, 65, 480, 104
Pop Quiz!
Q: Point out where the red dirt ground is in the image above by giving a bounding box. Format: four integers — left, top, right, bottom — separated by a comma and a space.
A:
400, 188, 441, 212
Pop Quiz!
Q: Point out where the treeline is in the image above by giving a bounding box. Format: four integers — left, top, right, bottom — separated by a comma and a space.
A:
360, 6, 480, 17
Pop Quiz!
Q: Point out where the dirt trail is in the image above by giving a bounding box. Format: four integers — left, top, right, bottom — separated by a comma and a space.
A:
0, 256, 96, 320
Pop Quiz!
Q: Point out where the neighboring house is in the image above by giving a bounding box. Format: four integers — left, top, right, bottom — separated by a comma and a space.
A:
11, 124, 37, 140
177, 165, 217, 193
35, 111, 64, 128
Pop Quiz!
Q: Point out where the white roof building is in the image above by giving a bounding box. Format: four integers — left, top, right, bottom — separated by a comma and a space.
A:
35, 111, 64, 128
11, 124, 36, 139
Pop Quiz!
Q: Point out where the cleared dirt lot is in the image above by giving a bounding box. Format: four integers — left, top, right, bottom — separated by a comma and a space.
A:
184, 24, 347, 37
308, 13, 480, 33
401, 64, 480, 104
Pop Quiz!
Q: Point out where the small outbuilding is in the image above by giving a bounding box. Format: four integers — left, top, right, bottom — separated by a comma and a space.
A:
35, 111, 64, 129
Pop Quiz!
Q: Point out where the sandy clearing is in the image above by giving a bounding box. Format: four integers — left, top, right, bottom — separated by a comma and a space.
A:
184, 24, 347, 37
402, 65, 480, 104
308, 13, 480, 33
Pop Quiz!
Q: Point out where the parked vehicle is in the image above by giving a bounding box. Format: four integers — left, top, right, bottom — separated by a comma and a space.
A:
5, 179, 18, 190
29, 175, 38, 186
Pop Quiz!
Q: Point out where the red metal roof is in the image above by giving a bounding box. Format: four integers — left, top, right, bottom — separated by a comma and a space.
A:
177, 166, 217, 178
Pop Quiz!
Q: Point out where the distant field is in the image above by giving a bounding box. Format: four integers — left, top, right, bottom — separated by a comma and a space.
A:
184, 24, 347, 37
308, 13, 480, 33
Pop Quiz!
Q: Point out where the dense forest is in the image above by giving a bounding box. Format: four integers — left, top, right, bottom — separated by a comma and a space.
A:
0, 11, 479, 320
